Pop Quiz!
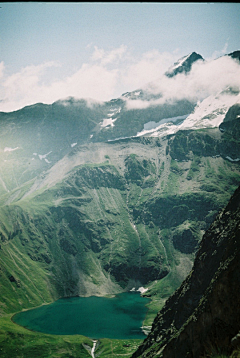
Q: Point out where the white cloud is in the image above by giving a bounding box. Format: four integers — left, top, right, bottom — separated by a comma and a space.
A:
0, 61, 117, 111
0, 46, 239, 113
4, 146, 19, 152
0, 62, 4, 79
120, 50, 175, 90
91, 46, 105, 62
209, 41, 229, 61
45, 63, 119, 103
91, 45, 127, 65
0, 61, 61, 111
124, 99, 152, 110
0, 46, 176, 112
125, 55, 240, 110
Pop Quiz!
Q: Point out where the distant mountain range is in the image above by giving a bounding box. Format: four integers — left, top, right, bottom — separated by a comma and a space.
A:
0, 50, 239, 192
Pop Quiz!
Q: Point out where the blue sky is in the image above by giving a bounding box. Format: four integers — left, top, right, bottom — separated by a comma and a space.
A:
0, 2, 239, 111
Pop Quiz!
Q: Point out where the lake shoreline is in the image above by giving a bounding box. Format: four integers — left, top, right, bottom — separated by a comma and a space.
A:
12, 291, 150, 339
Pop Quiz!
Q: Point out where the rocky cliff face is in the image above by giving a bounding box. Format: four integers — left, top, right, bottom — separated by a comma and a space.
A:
219, 103, 240, 139
165, 52, 204, 78
132, 184, 240, 358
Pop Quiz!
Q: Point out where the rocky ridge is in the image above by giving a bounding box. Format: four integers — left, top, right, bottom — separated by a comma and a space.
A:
165, 52, 204, 78
132, 183, 240, 358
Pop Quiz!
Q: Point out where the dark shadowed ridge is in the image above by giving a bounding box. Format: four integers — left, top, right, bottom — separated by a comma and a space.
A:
132, 184, 240, 358
228, 50, 240, 62
165, 52, 204, 78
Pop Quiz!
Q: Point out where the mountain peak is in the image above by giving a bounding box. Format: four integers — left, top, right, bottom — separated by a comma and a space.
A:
165, 51, 204, 78
228, 50, 240, 63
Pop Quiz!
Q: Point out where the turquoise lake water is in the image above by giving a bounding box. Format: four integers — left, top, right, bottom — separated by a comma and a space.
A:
13, 292, 150, 339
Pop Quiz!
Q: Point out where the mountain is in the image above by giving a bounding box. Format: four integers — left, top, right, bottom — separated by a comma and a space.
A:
135, 87, 240, 139
219, 103, 240, 138
0, 50, 240, 357
132, 183, 240, 358
0, 98, 106, 194
228, 50, 240, 62
165, 51, 204, 78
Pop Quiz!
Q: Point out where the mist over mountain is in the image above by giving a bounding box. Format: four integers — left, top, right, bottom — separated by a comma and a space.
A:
0, 50, 240, 357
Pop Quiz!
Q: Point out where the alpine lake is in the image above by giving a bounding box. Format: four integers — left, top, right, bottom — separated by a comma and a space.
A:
12, 292, 150, 339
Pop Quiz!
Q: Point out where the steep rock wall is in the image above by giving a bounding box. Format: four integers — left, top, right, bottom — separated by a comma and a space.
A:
132, 185, 240, 357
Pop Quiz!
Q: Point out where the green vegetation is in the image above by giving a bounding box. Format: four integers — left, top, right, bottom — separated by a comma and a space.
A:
159, 161, 165, 176
124, 154, 156, 186
186, 155, 201, 180
1, 126, 240, 356
0, 315, 93, 358
170, 159, 184, 175
0, 315, 144, 358
143, 233, 194, 326
95, 338, 143, 357
203, 346, 240, 358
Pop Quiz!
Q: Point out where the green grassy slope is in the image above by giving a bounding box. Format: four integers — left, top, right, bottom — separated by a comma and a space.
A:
0, 130, 240, 356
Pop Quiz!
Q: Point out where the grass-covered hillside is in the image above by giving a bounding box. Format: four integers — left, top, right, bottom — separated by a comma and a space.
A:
1, 129, 240, 312
0, 125, 240, 357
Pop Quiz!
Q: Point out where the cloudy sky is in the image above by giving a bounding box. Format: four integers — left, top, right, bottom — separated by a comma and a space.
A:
0, 2, 239, 112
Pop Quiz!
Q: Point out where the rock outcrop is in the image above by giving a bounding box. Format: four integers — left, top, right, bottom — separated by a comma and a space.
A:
219, 103, 240, 139
165, 52, 204, 78
132, 184, 240, 357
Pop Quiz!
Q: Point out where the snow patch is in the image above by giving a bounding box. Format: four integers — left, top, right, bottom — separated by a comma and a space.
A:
138, 92, 240, 139
143, 114, 189, 131
137, 286, 149, 294
106, 107, 121, 117
226, 156, 240, 162
101, 117, 117, 128
108, 135, 134, 142
4, 147, 19, 152
38, 151, 52, 161
167, 53, 191, 72
130, 287, 148, 294
71, 143, 77, 148
178, 92, 240, 131
137, 121, 178, 138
